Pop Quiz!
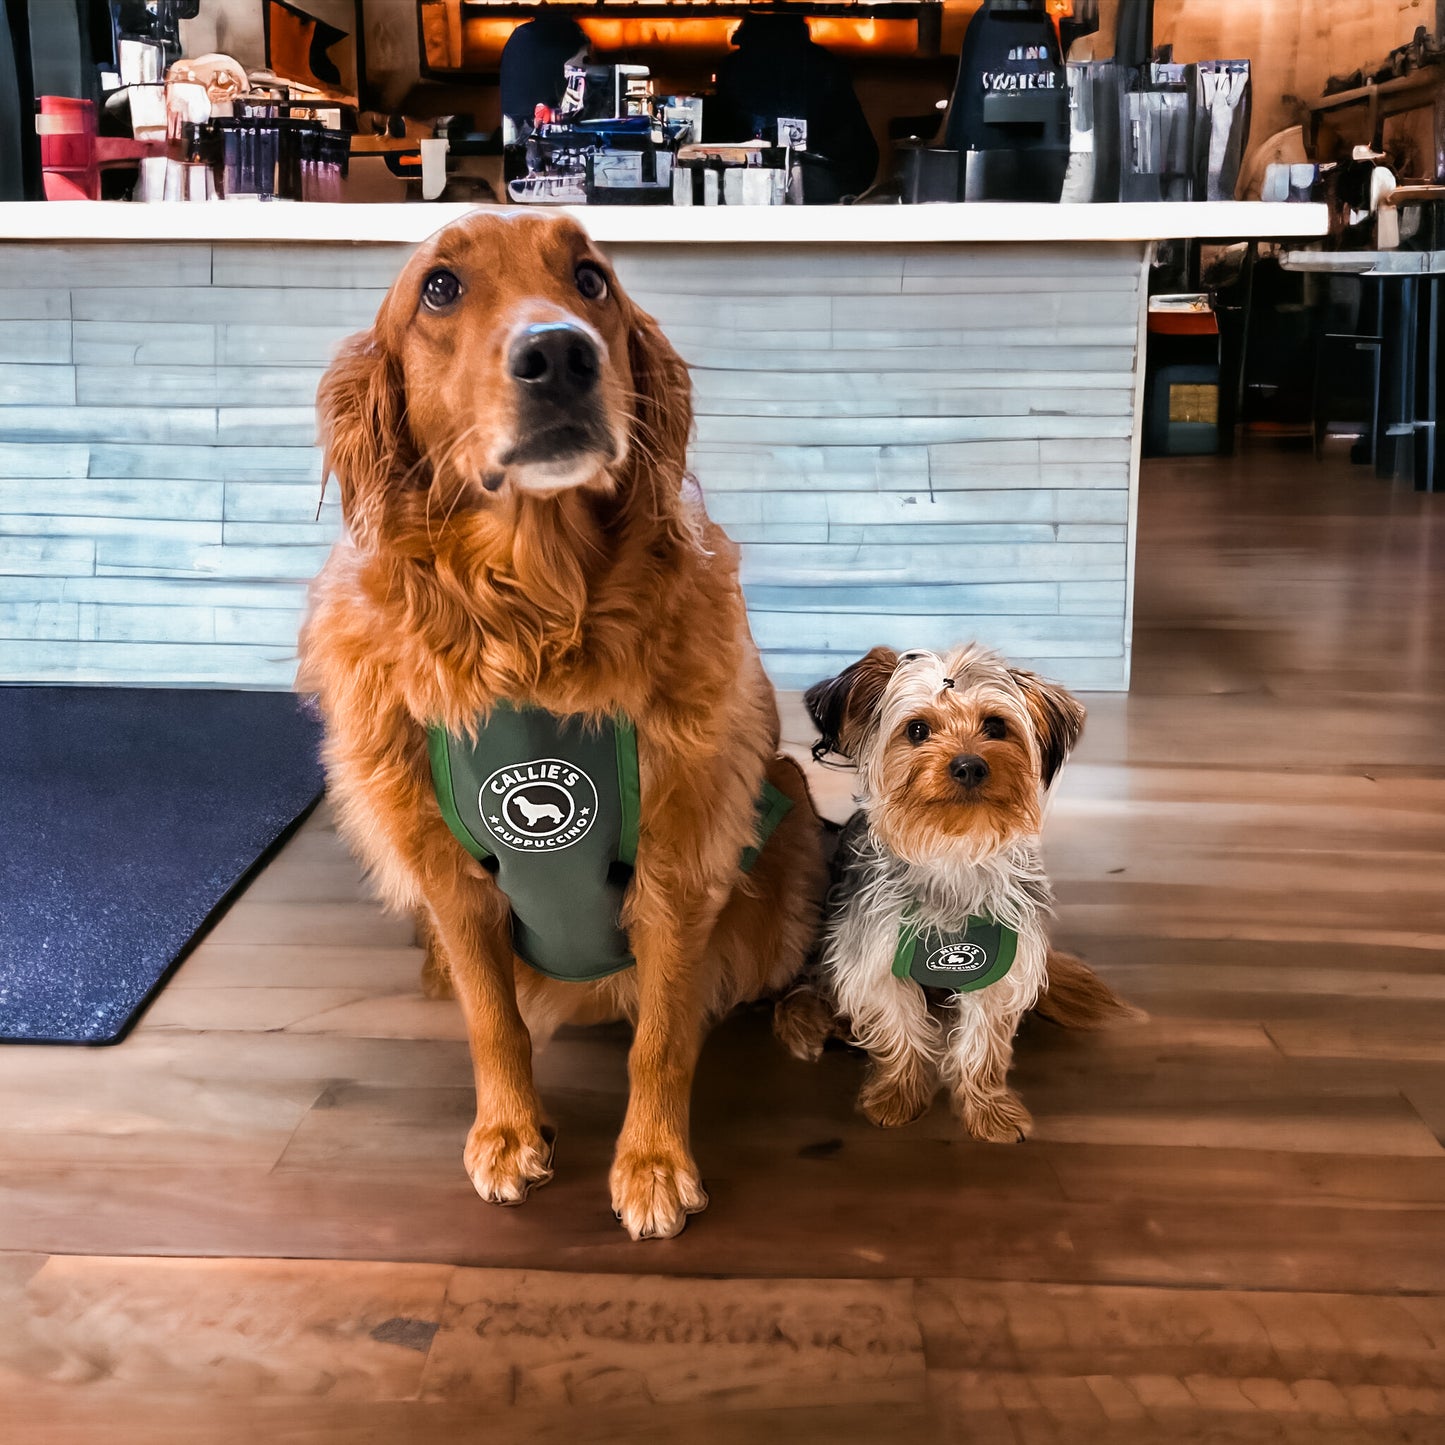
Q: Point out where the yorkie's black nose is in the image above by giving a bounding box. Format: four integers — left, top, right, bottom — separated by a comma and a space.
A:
949, 753, 990, 790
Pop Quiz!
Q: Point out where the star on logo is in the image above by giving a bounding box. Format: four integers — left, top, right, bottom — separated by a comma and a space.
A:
489, 815, 502, 824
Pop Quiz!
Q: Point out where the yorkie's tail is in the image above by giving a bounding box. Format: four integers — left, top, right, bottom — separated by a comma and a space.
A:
1033, 950, 1144, 1029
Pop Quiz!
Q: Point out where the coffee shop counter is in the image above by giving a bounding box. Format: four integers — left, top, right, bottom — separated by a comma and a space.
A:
0, 201, 1325, 692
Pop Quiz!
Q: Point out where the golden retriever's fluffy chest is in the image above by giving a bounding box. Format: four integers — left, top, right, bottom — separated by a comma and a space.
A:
309, 525, 737, 752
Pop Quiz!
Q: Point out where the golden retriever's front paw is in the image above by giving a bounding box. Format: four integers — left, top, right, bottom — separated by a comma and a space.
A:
859, 1059, 936, 1128
465, 1120, 554, 1205
609, 1148, 708, 1240
955, 1088, 1033, 1143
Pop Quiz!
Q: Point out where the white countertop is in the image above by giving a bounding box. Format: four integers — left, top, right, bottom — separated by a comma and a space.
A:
1283, 249, 1445, 276
0, 200, 1328, 245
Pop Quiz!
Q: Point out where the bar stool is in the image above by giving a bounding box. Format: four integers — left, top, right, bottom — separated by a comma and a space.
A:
1373, 259, 1442, 492
1286, 245, 1444, 494
1311, 274, 1383, 467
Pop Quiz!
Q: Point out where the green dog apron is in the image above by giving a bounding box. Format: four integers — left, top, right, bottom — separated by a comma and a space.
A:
429, 704, 792, 984
892, 913, 1018, 993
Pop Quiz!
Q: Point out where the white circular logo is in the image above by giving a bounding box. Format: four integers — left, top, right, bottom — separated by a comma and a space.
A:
926, 940, 989, 974
477, 758, 598, 853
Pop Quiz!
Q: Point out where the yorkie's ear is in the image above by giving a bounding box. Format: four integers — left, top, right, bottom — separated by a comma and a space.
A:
1010, 669, 1086, 787
806, 647, 899, 761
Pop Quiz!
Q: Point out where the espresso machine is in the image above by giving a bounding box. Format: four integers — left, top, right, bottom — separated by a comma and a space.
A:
944, 0, 1070, 202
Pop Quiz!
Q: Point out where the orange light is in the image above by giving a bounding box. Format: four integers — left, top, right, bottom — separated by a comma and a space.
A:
577, 16, 742, 53
579, 16, 918, 57
1044, 0, 1071, 49
806, 17, 916, 54
446, 16, 522, 67
425, 9, 920, 71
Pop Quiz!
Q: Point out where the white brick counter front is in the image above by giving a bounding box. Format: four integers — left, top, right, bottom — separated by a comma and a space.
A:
0, 201, 1325, 691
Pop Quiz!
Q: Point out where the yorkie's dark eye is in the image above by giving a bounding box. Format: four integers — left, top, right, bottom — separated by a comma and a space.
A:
421, 268, 462, 311
575, 261, 609, 301
906, 719, 931, 745
981, 716, 1008, 741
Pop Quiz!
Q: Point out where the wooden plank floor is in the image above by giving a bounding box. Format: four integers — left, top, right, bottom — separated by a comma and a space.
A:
3, 446, 1444, 1443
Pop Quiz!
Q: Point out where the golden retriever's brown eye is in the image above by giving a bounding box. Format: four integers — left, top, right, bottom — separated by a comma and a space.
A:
421, 268, 461, 311
906, 719, 931, 745
981, 716, 1008, 741
575, 262, 608, 302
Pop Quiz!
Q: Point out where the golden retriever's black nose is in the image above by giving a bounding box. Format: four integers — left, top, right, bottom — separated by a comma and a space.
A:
949, 753, 990, 789
509, 323, 599, 401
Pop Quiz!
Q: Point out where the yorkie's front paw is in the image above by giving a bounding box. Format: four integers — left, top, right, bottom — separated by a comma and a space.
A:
859, 1060, 936, 1128
772, 984, 839, 1063
955, 1087, 1033, 1143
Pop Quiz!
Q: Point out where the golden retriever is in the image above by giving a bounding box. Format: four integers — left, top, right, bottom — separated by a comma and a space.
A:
298, 209, 826, 1240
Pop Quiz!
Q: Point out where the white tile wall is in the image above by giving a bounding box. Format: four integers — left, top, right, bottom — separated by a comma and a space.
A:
0, 239, 1145, 691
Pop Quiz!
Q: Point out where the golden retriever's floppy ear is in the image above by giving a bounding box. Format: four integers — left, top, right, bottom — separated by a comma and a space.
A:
317, 329, 410, 552
626, 302, 693, 485
1010, 669, 1086, 787
806, 646, 900, 761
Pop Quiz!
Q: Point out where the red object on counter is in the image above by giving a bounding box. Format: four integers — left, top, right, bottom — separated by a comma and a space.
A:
36, 96, 164, 199
1148, 310, 1220, 337
37, 96, 97, 197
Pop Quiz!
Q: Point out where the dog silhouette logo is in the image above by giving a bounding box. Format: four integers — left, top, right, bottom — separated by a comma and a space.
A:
511, 795, 565, 829
926, 940, 989, 974
478, 758, 599, 853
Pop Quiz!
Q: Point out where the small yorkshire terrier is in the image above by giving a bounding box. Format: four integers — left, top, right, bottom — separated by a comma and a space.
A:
800, 643, 1122, 1141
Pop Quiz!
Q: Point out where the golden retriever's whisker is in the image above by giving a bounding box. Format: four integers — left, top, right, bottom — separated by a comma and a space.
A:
553, 497, 608, 565
438, 474, 472, 536
419, 425, 497, 545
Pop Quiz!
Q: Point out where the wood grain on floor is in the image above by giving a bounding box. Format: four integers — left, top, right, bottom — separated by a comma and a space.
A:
2, 447, 1443, 1443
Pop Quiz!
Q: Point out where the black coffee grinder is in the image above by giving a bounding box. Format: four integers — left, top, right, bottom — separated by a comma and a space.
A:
945, 0, 1069, 202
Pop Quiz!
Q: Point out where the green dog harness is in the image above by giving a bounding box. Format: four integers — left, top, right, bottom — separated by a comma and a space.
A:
892, 912, 1018, 993
428, 704, 791, 985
